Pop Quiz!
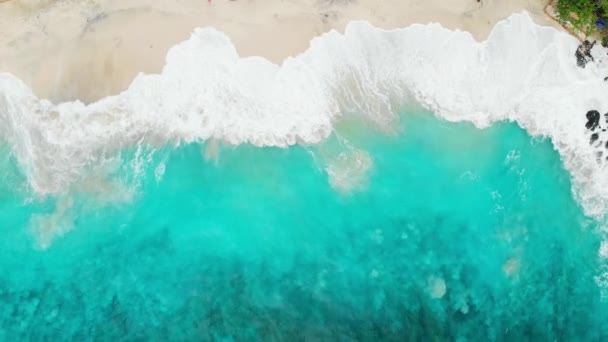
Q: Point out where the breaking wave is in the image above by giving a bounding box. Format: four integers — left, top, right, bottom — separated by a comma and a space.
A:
1, 12, 608, 218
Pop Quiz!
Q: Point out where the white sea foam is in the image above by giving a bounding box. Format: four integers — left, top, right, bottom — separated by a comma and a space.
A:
1, 12, 608, 219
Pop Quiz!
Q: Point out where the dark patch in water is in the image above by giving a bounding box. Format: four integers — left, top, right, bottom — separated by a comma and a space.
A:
586, 110, 600, 131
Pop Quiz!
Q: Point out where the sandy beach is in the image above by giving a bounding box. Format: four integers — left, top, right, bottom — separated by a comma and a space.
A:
0, 0, 561, 103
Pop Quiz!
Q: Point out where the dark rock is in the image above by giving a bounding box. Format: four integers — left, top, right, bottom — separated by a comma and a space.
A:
576, 40, 596, 68
584, 40, 596, 60
576, 49, 587, 68
586, 110, 601, 130
590, 133, 600, 145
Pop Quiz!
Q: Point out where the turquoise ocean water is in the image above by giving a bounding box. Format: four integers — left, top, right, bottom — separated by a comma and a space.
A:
0, 109, 607, 340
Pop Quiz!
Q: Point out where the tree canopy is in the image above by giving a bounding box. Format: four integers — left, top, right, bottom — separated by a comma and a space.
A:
556, 0, 608, 35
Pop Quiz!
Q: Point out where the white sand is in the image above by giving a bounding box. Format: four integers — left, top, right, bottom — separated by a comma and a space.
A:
0, 0, 561, 103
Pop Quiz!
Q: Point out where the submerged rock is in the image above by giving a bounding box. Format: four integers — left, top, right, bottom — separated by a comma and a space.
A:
590, 133, 600, 145
586, 110, 601, 131
427, 276, 447, 299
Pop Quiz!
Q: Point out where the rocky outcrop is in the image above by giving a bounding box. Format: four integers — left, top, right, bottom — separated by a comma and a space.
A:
576, 40, 596, 68
586, 110, 600, 131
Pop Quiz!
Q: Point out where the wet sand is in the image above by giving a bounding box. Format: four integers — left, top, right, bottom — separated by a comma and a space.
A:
0, 0, 561, 103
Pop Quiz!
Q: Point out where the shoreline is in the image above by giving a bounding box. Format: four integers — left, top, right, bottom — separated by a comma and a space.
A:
2, 9, 608, 218
0, 0, 562, 103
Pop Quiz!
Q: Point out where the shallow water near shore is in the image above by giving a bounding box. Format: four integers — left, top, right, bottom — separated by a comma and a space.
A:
0, 109, 607, 340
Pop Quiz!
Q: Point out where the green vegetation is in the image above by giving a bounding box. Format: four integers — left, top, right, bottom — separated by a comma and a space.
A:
556, 0, 608, 37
